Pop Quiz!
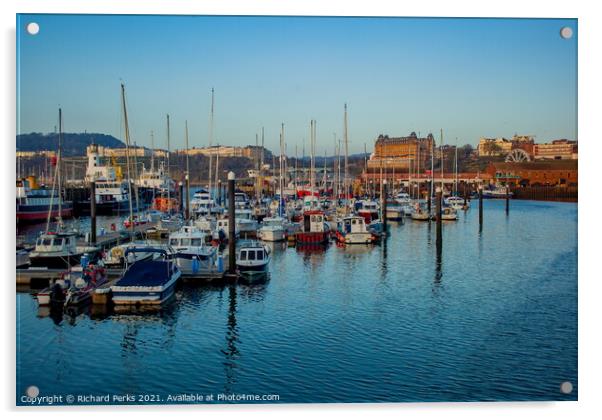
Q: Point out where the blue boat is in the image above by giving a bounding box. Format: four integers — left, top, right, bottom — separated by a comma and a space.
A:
111, 248, 181, 305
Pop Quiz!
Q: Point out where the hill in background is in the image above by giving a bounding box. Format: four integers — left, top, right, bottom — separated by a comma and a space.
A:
17, 132, 125, 156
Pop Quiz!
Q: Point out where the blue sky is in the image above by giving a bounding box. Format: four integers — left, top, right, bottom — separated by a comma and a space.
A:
16, 15, 577, 154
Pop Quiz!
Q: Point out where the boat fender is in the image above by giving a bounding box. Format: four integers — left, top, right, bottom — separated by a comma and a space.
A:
192, 256, 200, 274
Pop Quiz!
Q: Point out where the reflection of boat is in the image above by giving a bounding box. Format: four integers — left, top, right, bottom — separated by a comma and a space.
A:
111, 248, 181, 305
336, 215, 374, 244
236, 242, 270, 278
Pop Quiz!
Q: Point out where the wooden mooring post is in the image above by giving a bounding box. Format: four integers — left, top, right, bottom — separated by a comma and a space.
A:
89, 181, 96, 245
505, 185, 510, 215
436, 186, 442, 250
478, 185, 483, 232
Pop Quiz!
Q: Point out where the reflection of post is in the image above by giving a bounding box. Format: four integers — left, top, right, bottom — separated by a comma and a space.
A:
223, 284, 239, 393
228, 172, 236, 274
478, 185, 483, 232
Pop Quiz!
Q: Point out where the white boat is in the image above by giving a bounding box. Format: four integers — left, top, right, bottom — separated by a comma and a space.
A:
103, 242, 156, 268
482, 185, 513, 199
168, 225, 223, 277
111, 247, 181, 305
236, 242, 270, 277
214, 217, 239, 241
29, 230, 98, 269
445, 195, 469, 210
257, 217, 287, 242
410, 203, 431, 221
136, 162, 174, 194
385, 201, 404, 221
335, 215, 374, 244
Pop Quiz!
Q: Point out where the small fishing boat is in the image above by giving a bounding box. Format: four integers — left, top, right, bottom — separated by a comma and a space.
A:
482, 185, 513, 199
64, 263, 109, 307
236, 242, 271, 279
111, 248, 181, 305
355, 200, 380, 224
123, 215, 148, 229
168, 225, 223, 277
295, 210, 330, 244
257, 217, 287, 242
102, 242, 156, 268
335, 215, 374, 244
29, 230, 97, 269
432, 206, 458, 221
410, 203, 431, 221
385, 200, 404, 221
214, 217, 239, 241
445, 195, 468, 210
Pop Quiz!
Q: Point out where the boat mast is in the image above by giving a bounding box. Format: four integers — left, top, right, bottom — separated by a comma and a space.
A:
343, 104, 349, 212
150, 130, 155, 172
279, 123, 285, 217
260, 127, 264, 201
132, 141, 140, 214
310, 120, 315, 198
440, 128, 444, 191
332, 133, 337, 200
364, 142, 368, 197
214, 143, 220, 197
208, 88, 214, 197
184, 120, 191, 220
430, 133, 434, 204
120, 83, 135, 236
166, 114, 171, 204
454, 138, 458, 196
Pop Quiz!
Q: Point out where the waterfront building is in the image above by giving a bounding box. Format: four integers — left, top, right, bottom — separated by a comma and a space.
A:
177, 145, 268, 160
486, 160, 577, 187
16, 150, 57, 158
478, 134, 534, 157
533, 139, 578, 160
367, 132, 435, 170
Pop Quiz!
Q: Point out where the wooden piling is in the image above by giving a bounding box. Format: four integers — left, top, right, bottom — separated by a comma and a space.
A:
436, 187, 442, 248
505, 185, 510, 215
382, 179, 388, 236
478, 185, 483, 232
90, 181, 96, 245
228, 171, 236, 275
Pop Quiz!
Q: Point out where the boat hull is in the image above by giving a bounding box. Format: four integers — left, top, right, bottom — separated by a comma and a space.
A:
28, 253, 83, 269
16, 203, 73, 223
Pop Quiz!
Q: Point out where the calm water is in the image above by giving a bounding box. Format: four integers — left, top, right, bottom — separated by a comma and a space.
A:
16, 200, 577, 404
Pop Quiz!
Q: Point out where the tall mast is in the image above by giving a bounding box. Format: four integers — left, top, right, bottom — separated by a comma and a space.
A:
214, 143, 220, 194
120, 83, 135, 235
440, 128, 444, 190
57, 108, 63, 227
261, 127, 264, 201
133, 141, 140, 213
166, 114, 171, 203
337, 139, 342, 201
208, 87, 214, 196
343, 104, 349, 209
185, 120, 191, 219
279, 123, 285, 217
310, 120, 315, 197
364, 142, 368, 197
454, 137, 458, 196
333, 133, 337, 200
430, 133, 434, 201
256, 133, 260, 200
150, 130, 155, 171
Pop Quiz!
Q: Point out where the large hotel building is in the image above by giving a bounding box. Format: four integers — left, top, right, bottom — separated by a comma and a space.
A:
367, 132, 435, 171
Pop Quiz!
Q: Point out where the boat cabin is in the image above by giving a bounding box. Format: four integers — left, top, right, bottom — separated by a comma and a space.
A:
303, 210, 326, 233
340, 216, 368, 234
35, 232, 77, 253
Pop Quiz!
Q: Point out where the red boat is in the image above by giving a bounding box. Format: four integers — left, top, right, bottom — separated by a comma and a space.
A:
295, 210, 330, 244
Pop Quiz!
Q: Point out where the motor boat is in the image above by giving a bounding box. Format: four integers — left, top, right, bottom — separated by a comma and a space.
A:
103, 242, 156, 268
335, 215, 374, 244
295, 210, 330, 244
236, 242, 270, 279
168, 225, 223, 277
29, 230, 98, 269
257, 217, 287, 242
111, 247, 181, 305
410, 203, 431, 221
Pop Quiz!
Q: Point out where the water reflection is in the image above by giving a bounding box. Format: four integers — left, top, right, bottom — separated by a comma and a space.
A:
222, 284, 239, 394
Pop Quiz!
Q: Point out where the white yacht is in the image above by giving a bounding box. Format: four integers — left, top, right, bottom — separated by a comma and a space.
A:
168, 225, 223, 277
257, 217, 287, 242
335, 215, 374, 244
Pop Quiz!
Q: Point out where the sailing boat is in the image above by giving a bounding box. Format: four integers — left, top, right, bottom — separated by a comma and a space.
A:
29, 109, 97, 269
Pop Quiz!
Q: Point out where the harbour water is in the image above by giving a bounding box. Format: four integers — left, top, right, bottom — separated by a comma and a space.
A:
16, 199, 577, 403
